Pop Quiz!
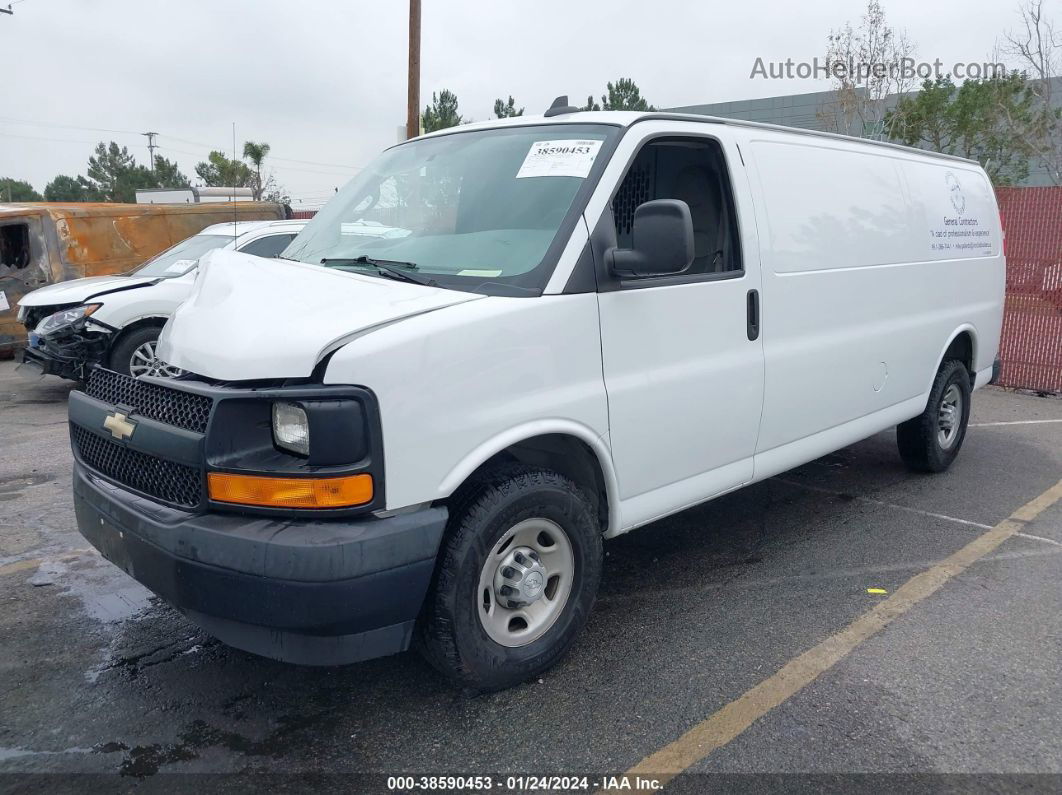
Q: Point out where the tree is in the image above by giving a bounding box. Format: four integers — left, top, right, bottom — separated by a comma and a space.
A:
44, 175, 96, 202
581, 78, 656, 111
195, 151, 253, 188
85, 141, 136, 197
263, 179, 290, 205
601, 78, 656, 111
79, 141, 159, 202
422, 90, 462, 133
493, 96, 524, 118
152, 156, 189, 189
887, 74, 1040, 184
0, 178, 42, 202
242, 141, 271, 200
1002, 0, 1062, 184
36, 143, 187, 204
819, 0, 916, 138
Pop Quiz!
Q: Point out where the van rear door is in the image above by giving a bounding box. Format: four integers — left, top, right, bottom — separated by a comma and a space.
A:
587, 122, 765, 528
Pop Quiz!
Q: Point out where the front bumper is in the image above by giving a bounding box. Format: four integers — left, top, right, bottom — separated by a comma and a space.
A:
74, 462, 448, 665
20, 343, 80, 380
20, 327, 106, 381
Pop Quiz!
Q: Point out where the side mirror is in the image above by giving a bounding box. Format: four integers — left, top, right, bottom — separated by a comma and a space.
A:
608, 199, 695, 278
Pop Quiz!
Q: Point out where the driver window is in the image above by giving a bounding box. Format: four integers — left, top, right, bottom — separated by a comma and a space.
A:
612, 137, 742, 275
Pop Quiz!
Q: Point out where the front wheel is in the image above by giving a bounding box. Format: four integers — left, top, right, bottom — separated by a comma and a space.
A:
416, 466, 602, 692
896, 359, 971, 472
108, 326, 183, 379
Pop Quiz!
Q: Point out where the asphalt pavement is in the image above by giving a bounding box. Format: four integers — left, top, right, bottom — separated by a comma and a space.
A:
1, 359, 1060, 792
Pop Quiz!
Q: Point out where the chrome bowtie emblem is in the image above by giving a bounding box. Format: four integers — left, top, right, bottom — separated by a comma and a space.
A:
103, 411, 136, 441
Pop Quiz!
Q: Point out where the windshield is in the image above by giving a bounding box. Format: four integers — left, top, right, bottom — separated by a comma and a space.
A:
282, 124, 617, 295
134, 234, 232, 278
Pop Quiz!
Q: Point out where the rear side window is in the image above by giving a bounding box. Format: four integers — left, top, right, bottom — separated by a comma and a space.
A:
0, 223, 31, 270
238, 233, 295, 259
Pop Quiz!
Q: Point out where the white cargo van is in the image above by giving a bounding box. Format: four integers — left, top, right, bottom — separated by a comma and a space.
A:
68, 102, 1004, 691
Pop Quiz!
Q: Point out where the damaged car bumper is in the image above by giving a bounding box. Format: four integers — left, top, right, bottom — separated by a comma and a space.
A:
19, 320, 110, 380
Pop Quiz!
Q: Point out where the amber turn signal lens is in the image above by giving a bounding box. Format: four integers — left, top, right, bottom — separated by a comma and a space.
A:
207, 472, 373, 509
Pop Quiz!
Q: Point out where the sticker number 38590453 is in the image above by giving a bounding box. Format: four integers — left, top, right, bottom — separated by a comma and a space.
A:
516, 139, 603, 180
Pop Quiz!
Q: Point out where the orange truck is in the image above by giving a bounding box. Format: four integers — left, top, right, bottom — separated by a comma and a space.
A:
0, 201, 288, 357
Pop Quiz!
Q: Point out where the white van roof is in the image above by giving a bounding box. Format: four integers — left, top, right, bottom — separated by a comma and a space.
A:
415, 109, 978, 166
198, 219, 307, 237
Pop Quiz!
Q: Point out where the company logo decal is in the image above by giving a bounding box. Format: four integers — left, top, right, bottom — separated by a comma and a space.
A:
946, 172, 966, 215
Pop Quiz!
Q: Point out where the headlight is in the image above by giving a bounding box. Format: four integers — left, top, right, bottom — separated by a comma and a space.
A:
35, 304, 101, 336
272, 401, 310, 456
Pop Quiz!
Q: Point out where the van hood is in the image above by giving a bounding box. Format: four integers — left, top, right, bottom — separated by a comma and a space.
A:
157, 249, 483, 381
18, 274, 159, 308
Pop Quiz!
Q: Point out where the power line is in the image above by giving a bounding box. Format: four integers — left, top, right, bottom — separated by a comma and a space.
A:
0, 116, 364, 171
156, 134, 361, 170
0, 130, 99, 145
0, 115, 141, 137
268, 155, 361, 171
155, 144, 352, 177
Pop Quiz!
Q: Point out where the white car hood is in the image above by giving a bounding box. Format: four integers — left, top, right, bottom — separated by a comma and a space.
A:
158, 249, 483, 380
19, 274, 158, 307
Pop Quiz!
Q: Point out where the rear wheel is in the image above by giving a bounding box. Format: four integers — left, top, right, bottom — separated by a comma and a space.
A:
108, 326, 183, 379
416, 465, 602, 692
897, 359, 971, 472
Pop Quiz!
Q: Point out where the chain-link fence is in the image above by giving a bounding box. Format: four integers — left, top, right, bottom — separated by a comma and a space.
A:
996, 187, 1062, 393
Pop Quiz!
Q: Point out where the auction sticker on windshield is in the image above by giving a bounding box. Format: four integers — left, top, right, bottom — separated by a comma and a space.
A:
516, 140, 603, 179
165, 259, 197, 274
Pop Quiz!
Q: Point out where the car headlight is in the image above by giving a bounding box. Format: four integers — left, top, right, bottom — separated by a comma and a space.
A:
35, 304, 102, 336
272, 401, 310, 456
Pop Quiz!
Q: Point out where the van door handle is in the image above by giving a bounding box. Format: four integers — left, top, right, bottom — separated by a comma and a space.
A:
746, 289, 760, 341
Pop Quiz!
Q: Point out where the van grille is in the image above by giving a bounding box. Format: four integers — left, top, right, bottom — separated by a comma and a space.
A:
72, 426, 202, 508
85, 368, 212, 434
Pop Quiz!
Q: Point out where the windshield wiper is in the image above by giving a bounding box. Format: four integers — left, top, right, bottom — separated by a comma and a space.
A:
320, 255, 438, 287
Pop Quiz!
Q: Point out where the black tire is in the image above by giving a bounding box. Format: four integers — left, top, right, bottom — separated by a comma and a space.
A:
897, 359, 972, 473
416, 465, 602, 692
108, 326, 162, 377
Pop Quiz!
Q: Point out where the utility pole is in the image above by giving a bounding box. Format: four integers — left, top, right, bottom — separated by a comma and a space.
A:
406, 0, 421, 140
0, 6, 13, 16
142, 131, 159, 173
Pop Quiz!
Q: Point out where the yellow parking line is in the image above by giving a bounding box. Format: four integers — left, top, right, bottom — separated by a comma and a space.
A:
0, 548, 95, 578
0, 558, 42, 577
605, 479, 1062, 790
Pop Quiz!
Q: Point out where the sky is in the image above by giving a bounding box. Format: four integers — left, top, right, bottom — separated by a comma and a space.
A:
0, 0, 1030, 209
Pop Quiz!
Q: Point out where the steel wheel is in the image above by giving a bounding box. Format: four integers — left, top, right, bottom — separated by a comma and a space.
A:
128, 340, 183, 379
937, 383, 963, 449
477, 517, 575, 648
